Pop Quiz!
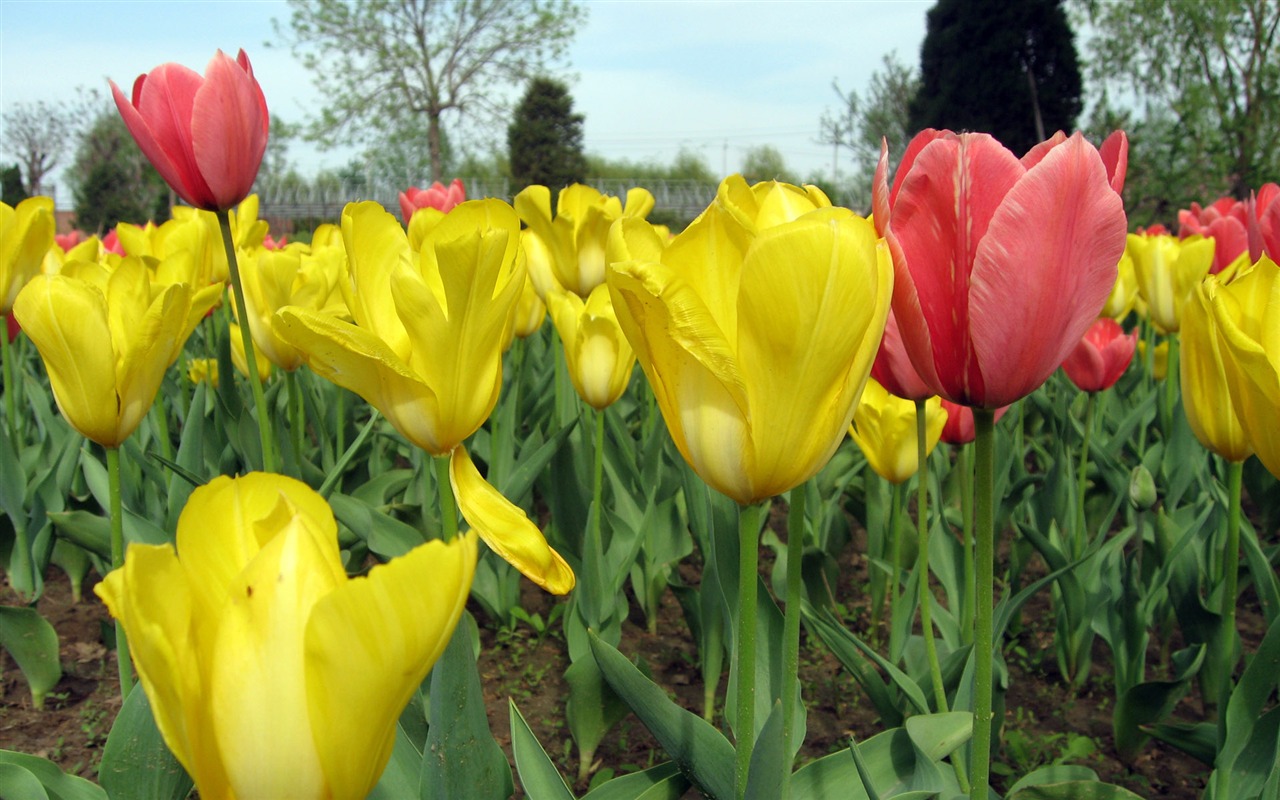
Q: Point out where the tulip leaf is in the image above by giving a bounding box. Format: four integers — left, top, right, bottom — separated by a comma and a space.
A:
589, 630, 735, 800
801, 604, 905, 725
369, 723, 426, 800
1006, 781, 1146, 799
510, 700, 576, 800
565, 656, 630, 779
1113, 645, 1204, 762
98, 684, 193, 800
579, 763, 690, 800
329, 492, 426, 560
1006, 766, 1103, 795
743, 701, 787, 800
421, 613, 513, 800
0, 606, 61, 709
0, 750, 107, 800
790, 727, 932, 799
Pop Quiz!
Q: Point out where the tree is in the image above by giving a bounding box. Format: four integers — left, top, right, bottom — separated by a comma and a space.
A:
1, 165, 27, 206
819, 53, 920, 207
69, 112, 170, 233
740, 145, 792, 183
909, 0, 1083, 155
1076, 0, 1280, 199
275, 0, 586, 182
0, 95, 93, 197
508, 77, 587, 190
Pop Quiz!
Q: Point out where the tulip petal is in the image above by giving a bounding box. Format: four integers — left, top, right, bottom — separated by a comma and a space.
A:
607, 260, 754, 502
125, 64, 215, 208
305, 532, 477, 799
190, 51, 268, 210
1182, 284, 1251, 460
340, 202, 413, 357
1211, 258, 1280, 476
95, 545, 232, 800
736, 213, 891, 499
210, 509, 341, 800
274, 307, 450, 453
889, 133, 1024, 403
969, 133, 1126, 407
450, 446, 575, 594
12, 276, 120, 445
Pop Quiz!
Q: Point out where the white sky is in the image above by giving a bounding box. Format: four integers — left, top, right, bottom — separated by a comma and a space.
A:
0, 0, 930, 201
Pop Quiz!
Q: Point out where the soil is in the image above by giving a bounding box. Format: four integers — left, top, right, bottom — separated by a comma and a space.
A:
3, 528, 1250, 799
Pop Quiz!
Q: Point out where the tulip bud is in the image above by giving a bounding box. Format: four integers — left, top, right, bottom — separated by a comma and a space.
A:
1129, 465, 1157, 511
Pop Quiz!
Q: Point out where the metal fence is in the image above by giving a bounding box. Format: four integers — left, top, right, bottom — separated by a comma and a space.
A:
254, 177, 720, 224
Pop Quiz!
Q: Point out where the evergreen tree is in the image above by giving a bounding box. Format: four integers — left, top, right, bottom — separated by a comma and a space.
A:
69, 112, 169, 233
1, 165, 27, 205
508, 77, 587, 190
909, 0, 1082, 154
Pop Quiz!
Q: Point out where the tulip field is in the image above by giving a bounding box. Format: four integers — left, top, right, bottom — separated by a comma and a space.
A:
2, 50, 1280, 800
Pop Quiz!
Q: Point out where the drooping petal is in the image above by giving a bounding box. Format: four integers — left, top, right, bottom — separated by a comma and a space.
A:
736, 211, 891, 500
12, 276, 119, 445
449, 446, 574, 594
305, 531, 476, 799
607, 260, 753, 503
969, 133, 1126, 407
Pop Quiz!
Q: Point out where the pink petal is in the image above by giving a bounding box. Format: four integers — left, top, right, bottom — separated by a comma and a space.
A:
1098, 131, 1128, 195
888, 133, 1024, 404
969, 133, 1127, 407
191, 50, 268, 210
113, 65, 210, 208
1206, 216, 1248, 273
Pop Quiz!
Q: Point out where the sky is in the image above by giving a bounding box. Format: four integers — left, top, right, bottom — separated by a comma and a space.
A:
0, 0, 930, 204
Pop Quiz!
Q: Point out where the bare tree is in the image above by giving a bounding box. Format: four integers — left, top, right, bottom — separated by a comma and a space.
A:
1, 95, 92, 196
274, 0, 586, 181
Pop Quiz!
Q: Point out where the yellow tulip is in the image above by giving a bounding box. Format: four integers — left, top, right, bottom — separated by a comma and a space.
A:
515, 183, 655, 299
849, 379, 946, 484
607, 175, 892, 505
1181, 263, 1253, 462
235, 247, 348, 372
1208, 255, 1280, 477
1, 196, 55, 313
274, 199, 573, 594
1101, 250, 1139, 321
95, 472, 477, 800
1128, 233, 1214, 333
547, 284, 636, 409
117, 212, 226, 288
187, 357, 219, 387
507, 265, 547, 348
1138, 339, 1170, 380
13, 258, 220, 447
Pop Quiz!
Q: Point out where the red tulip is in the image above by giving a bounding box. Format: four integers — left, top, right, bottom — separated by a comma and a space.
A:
939, 399, 1009, 445
5, 311, 19, 343
1180, 183, 1280, 269
111, 49, 268, 212
1255, 183, 1280, 262
874, 129, 1128, 409
399, 179, 466, 223
1061, 318, 1137, 393
870, 308, 933, 400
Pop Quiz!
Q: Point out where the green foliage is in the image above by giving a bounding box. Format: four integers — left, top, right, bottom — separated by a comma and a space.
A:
911, 0, 1083, 154
1076, 0, 1280, 206
508, 76, 588, 191
1, 164, 27, 205
68, 112, 169, 233
740, 145, 792, 184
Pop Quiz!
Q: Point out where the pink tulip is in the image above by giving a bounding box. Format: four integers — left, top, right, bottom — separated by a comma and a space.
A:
870, 308, 934, 401
1180, 183, 1280, 268
1061, 318, 1137, 393
54, 231, 85, 251
1256, 183, 1280, 262
939, 399, 1009, 446
101, 229, 124, 255
111, 49, 268, 212
263, 233, 288, 250
398, 179, 466, 223
874, 129, 1128, 409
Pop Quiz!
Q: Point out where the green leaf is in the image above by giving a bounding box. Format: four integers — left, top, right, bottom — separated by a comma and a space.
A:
98, 685, 193, 800
801, 605, 905, 725
421, 613, 513, 800
368, 723, 425, 800
565, 657, 630, 776
329, 492, 425, 559
1006, 766, 1101, 795
1006, 780, 1146, 799
790, 728, 927, 799
0, 763, 50, 800
510, 701, 576, 800
1113, 645, 1205, 762
744, 702, 787, 800
0, 750, 106, 800
0, 606, 61, 709
1213, 615, 1280, 799
1143, 722, 1217, 766
904, 711, 972, 762
589, 631, 735, 800
579, 763, 690, 800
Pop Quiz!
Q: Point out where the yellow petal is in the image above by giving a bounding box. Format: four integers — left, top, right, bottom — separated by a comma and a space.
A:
736, 212, 891, 499
274, 306, 449, 453
95, 545, 232, 800
341, 201, 412, 358
1212, 257, 1280, 477
305, 531, 477, 798
1181, 282, 1251, 461
607, 260, 754, 503
12, 275, 120, 445
113, 278, 192, 444
1, 196, 55, 312
450, 445, 574, 594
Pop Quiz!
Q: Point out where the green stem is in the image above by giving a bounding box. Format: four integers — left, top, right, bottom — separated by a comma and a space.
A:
434, 454, 458, 543
107, 447, 133, 699
334, 387, 346, 460
1162, 333, 1180, 439
592, 406, 605, 547
915, 401, 948, 712
888, 480, 905, 658
735, 500, 767, 800
286, 369, 306, 469
960, 444, 975, 647
970, 408, 996, 800
1075, 392, 1097, 560
1218, 460, 1244, 710
217, 209, 275, 473
781, 482, 807, 793
1, 325, 17, 443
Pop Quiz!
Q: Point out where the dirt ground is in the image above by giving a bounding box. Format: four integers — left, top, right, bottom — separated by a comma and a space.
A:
2, 539, 1238, 798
